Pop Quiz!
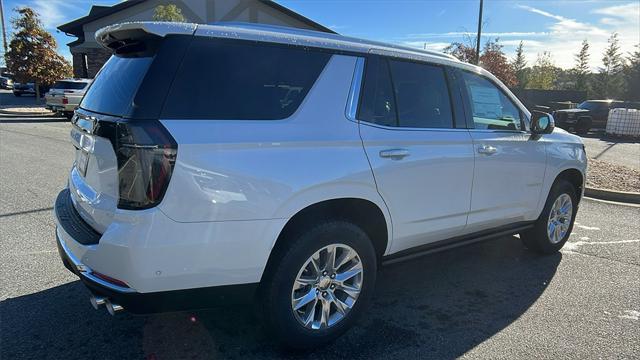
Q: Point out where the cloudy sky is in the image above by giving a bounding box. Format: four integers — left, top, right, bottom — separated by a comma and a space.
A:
1, 0, 638, 70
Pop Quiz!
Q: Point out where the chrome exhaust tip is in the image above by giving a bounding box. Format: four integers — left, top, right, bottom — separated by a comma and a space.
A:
90, 295, 106, 309
105, 300, 123, 316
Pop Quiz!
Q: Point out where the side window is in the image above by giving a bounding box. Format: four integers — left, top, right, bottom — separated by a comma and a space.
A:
358, 56, 397, 127
388, 60, 454, 128
162, 38, 331, 120
460, 71, 522, 131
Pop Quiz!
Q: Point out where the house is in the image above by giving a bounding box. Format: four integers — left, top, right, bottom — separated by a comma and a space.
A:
58, 0, 334, 78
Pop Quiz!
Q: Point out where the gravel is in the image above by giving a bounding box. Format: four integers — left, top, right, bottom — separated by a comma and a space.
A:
586, 158, 640, 192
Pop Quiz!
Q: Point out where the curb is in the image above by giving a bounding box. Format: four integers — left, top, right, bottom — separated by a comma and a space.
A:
584, 187, 640, 204
0, 109, 55, 117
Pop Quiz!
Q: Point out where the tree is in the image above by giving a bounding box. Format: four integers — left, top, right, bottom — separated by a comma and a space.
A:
572, 39, 590, 93
623, 44, 640, 100
444, 41, 477, 63
479, 38, 517, 87
5, 7, 71, 100
527, 52, 557, 90
511, 41, 528, 88
594, 33, 624, 99
153, 4, 185, 22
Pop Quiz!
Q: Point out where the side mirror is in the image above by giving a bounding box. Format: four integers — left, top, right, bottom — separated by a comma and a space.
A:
531, 111, 555, 135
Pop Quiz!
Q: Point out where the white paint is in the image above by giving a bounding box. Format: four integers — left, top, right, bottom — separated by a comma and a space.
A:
563, 239, 640, 252
618, 310, 640, 321
576, 224, 601, 231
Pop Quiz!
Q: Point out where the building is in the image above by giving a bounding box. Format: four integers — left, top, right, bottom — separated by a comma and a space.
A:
58, 0, 334, 78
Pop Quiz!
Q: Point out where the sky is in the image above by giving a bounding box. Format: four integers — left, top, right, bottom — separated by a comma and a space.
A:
1, 0, 638, 70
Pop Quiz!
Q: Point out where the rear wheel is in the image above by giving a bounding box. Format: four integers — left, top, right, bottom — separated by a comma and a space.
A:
521, 179, 577, 254
262, 220, 377, 349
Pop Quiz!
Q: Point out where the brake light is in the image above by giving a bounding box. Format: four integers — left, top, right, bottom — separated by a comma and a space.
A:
114, 120, 177, 210
62, 97, 68, 104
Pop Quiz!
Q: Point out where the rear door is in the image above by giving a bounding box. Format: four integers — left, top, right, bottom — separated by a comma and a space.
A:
455, 70, 546, 231
357, 56, 474, 253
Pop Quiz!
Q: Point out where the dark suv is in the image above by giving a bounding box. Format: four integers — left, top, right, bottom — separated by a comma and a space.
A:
553, 100, 640, 135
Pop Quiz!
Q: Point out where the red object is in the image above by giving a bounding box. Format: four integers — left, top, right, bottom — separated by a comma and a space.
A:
92, 271, 130, 288
62, 97, 69, 105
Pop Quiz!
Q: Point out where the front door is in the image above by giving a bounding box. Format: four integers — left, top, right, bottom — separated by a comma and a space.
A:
456, 70, 547, 231
356, 56, 475, 253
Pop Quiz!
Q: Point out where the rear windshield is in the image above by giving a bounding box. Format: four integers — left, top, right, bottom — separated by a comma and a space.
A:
52, 81, 89, 90
161, 38, 332, 120
80, 56, 153, 117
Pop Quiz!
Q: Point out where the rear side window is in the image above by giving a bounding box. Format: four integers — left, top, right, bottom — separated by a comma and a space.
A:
80, 56, 153, 116
358, 56, 454, 129
53, 81, 88, 90
388, 60, 453, 128
358, 56, 397, 126
162, 38, 331, 120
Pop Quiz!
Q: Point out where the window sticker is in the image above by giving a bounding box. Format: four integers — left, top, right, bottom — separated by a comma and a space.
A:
469, 84, 502, 119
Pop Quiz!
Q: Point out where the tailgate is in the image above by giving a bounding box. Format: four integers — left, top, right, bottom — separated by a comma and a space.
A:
68, 110, 119, 233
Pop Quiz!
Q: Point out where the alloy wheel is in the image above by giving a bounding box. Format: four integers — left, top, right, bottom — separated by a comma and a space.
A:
291, 244, 363, 330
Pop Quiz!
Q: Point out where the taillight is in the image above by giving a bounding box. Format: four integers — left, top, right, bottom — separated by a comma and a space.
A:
62, 97, 68, 104
114, 120, 177, 210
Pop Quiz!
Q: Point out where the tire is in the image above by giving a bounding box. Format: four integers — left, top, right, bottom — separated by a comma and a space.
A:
521, 179, 578, 254
576, 116, 591, 135
64, 112, 73, 120
261, 220, 377, 349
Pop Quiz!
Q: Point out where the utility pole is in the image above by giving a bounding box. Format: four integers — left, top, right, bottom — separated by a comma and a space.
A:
475, 0, 483, 65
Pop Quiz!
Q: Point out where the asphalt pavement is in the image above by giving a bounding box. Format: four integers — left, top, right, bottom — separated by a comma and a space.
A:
1, 115, 639, 359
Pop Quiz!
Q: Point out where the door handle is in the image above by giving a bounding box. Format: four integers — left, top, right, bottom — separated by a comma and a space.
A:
380, 148, 410, 159
477, 145, 497, 155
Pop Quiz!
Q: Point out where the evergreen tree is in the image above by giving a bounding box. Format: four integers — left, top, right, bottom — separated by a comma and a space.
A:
623, 44, 640, 100
511, 41, 528, 88
573, 39, 590, 93
594, 33, 625, 99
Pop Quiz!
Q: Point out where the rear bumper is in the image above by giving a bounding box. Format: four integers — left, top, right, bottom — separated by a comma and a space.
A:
56, 231, 257, 314
54, 188, 268, 313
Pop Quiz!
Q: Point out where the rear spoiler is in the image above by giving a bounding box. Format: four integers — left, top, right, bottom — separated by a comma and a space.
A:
95, 22, 197, 53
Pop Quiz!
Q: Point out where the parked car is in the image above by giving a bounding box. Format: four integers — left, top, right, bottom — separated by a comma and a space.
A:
12, 82, 35, 96
54, 22, 587, 349
45, 79, 92, 119
553, 100, 640, 134
12, 82, 49, 97
0, 76, 13, 89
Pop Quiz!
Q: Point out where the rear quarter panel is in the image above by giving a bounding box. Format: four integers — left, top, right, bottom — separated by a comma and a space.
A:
159, 55, 392, 251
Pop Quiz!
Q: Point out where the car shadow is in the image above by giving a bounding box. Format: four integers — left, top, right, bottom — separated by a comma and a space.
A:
1, 236, 560, 359
580, 130, 640, 144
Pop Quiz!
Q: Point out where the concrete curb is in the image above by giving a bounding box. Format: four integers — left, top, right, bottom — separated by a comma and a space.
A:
0, 109, 54, 117
584, 187, 640, 204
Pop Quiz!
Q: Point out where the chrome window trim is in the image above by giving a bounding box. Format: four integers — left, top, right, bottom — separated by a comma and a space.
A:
345, 57, 365, 122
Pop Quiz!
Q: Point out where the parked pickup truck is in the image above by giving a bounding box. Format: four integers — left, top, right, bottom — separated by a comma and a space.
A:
45, 79, 92, 119
553, 100, 640, 135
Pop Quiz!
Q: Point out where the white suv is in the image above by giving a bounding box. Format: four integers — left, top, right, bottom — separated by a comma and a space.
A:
54, 22, 587, 348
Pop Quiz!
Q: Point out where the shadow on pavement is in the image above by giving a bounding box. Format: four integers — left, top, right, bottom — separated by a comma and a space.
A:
580, 130, 640, 144
1, 236, 561, 359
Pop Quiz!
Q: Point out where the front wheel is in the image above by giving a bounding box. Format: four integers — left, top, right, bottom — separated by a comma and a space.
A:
521, 179, 578, 254
261, 220, 377, 349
